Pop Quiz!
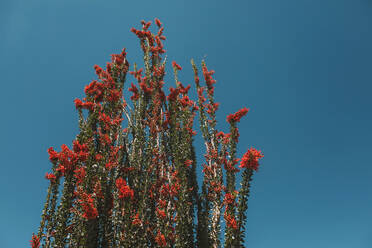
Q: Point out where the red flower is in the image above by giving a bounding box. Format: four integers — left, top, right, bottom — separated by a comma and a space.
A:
158, 199, 167, 208
76, 190, 98, 220
226, 107, 249, 123
84, 80, 106, 102
202, 64, 216, 90
45, 173, 56, 182
47, 147, 59, 162
128, 83, 139, 101
74, 167, 86, 184
93, 64, 103, 75
224, 213, 238, 230
239, 147, 264, 171
116, 178, 134, 200
30, 233, 40, 248
95, 153, 103, 161
156, 207, 166, 219
56, 165, 66, 175
155, 232, 167, 247
155, 18, 162, 27
179, 95, 194, 107
167, 87, 179, 101
139, 81, 153, 95
184, 159, 193, 167
223, 192, 237, 205
74, 98, 83, 109
82, 101, 95, 111
74, 98, 95, 111
72, 140, 89, 161
172, 61, 182, 70
132, 213, 142, 226
81, 197, 98, 220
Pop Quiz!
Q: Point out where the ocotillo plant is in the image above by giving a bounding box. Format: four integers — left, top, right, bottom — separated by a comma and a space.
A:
31, 19, 264, 248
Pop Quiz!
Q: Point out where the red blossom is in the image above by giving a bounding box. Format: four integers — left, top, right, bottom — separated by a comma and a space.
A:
184, 159, 193, 167
167, 87, 180, 101
139, 81, 153, 95
223, 192, 237, 205
216, 131, 225, 139
178, 82, 191, 95
155, 232, 167, 247
132, 213, 142, 226
74, 167, 86, 184
56, 165, 66, 175
45, 172, 56, 182
197, 87, 206, 103
141, 20, 152, 30
47, 147, 59, 162
84, 80, 105, 102
74, 98, 83, 109
72, 140, 89, 161
172, 61, 182, 70
179, 95, 194, 107
226, 107, 249, 123
128, 83, 139, 101
239, 147, 264, 171
155, 18, 162, 27
95, 154, 103, 161
106, 88, 122, 103
74, 98, 95, 111
224, 213, 238, 230
116, 177, 134, 200
156, 208, 166, 219
30, 233, 40, 248
158, 199, 167, 208
94, 64, 103, 76
202, 64, 216, 90
81, 197, 98, 219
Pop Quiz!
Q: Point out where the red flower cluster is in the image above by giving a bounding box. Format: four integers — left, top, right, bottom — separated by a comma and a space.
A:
132, 213, 142, 226
239, 147, 264, 171
206, 102, 219, 115
116, 177, 134, 200
216, 131, 231, 144
167, 87, 180, 101
98, 112, 123, 131
155, 18, 162, 28
223, 158, 240, 173
47, 147, 59, 162
84, 80, 105, 102
172, 61, 182, 70
179, 95, 194, 108
74, 167, 86, 185
74, 98, 95, 111
72, 140, 89, 161
155, 232, 167, 247
45, 172, 56, 182
131, 18, 166, 56
30, 233, 40, 248
184, 159, 193, 167
76, 190, 98, 220
226, 107, 249, 123
202, 64, 216, 91
128, 82, 139, 101
224, 213, 238, 230
223, 192, 237, 205
156, 207, 166, 219
46, 141, 90, 177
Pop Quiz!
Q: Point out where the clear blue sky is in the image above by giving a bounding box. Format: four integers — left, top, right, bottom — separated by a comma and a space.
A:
1, 0, 371, 247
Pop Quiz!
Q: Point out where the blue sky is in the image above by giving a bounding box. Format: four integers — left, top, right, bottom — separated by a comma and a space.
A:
1, 0, 372, 247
